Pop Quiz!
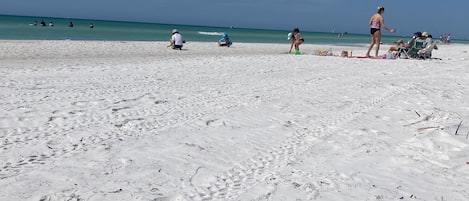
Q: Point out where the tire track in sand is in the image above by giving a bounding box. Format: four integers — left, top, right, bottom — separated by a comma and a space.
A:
185, 83, 408, 201
0, 66, 357, 179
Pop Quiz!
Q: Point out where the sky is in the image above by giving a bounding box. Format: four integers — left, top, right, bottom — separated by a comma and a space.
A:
1, 0, 467, 39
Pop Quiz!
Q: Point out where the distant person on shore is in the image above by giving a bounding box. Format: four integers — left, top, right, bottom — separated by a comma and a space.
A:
446, 33, 451, 44
68, 21, 74, 28
289, 28, 304, 54
89, 23, 94, 29
218, 33, 232, 47
167, 29, 185, 50
365, 6, 395, 58
440, 34, 447, 44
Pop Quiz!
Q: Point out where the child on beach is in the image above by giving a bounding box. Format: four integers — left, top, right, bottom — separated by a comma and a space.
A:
289, 28, 304, 54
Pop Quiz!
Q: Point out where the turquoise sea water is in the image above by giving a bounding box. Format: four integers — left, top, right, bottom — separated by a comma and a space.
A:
1, 15, 468, 45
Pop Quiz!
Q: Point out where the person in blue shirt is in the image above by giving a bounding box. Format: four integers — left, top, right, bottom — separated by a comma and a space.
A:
218, 33, 232, 47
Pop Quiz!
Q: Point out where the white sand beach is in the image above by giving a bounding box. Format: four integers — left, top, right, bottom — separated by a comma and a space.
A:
1, 40, 469, 201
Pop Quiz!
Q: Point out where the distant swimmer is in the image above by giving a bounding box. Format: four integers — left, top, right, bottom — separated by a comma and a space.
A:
40, 20, 46, 27
49, 21, 54, 27
68, 21, 74, 27
338, 32, 347, 38
89, 23, 94, 29
33, 21, 37, 26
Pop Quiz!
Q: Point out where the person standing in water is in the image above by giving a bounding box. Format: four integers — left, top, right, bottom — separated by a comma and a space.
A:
366, 6, 395, 58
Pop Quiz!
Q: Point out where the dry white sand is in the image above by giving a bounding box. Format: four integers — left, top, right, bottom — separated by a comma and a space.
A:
1, 40, 469, 201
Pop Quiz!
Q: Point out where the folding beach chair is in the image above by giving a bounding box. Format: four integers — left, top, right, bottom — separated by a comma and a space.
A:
398, 47, 409, 59
418, 41, 438, 59
406, 38, 426, 59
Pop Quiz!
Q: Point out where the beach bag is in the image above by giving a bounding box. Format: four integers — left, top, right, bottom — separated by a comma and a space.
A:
386, 52, 395, 59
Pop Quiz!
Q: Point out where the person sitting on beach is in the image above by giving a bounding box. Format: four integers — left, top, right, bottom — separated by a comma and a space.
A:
388, 39, 406, 52
385, 39, 406, 59
167, 29, 185, 50
421, 32, 438, 50
384, 33, 420, 59
405, 32, 422, 49
418, 32, 438, 58
218, 33, 232, 47
427, 34, 438, 50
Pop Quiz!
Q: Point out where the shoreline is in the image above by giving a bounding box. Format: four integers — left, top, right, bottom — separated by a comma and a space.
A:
1, 40, 466, 61
0, 40, 363, 60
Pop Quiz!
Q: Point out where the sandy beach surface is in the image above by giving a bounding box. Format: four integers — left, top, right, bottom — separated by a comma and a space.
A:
1, 40, 469, 201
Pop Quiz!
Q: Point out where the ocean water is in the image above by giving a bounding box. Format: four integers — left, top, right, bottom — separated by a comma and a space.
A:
1, 15, 467, 45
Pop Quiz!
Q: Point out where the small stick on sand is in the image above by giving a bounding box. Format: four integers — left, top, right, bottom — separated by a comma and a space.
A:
455, 120, 463, 135
414, 110, 421, 117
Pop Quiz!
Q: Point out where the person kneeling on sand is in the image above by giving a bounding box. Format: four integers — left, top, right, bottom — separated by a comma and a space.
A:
167, 29, 185, 50
218, 33, 232, 47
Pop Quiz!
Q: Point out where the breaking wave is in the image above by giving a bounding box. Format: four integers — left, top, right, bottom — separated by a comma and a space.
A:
198, 31, 224, 36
